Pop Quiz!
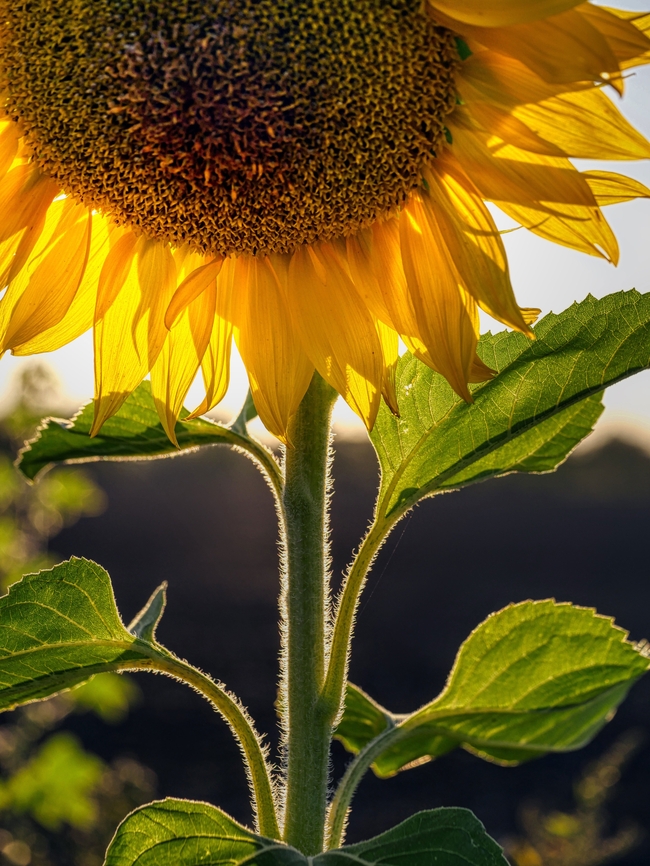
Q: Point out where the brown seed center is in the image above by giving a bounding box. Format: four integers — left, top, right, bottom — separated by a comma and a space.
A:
0, 0, 458, 255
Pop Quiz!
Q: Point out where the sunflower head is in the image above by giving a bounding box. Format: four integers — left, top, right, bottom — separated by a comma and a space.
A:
0, 0, 458, 256
0, 0, 648, 444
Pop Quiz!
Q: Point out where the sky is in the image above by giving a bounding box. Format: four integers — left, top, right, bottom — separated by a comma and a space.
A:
0, 1, 649, 444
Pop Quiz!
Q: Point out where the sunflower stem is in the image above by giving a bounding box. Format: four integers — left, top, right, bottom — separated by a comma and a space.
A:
281, 373, 337, 855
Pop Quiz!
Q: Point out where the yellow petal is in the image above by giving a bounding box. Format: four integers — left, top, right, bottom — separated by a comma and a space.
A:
0, 165, 59, 244
606, 9, 650, 69
449, 118, 600, 206
345, 230, 401, 414
231, 254, 313, 442
345, 231, 394, 326
500, 198, 618, 262
92, 239, 177, 434
458, 9, 620, 84
11, 213, 113, 354
1, 200, 92, 351
448, 122, 620, 262
398, 192, 479, 401
580, 4, 650, 66
186, 257, 234, 420
376, 320, 400, 416
165, 257, 223, 329
95, 230, 140, 319
423, 152, 535, 333
0, 198, 89, 348
0, 123, 19, 182
369, 219, 419, 339
287, 243, 383, 428
151, 278, 217, 444
427, 0, 584, 28
514, 87, 650, 160
461, 98, 566, 157
582, 170, 650, 205
469, 354, 496, 384
459, 50, 587, 112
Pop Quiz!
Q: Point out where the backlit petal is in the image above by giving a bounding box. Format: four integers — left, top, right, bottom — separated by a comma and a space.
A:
288, 243, 383, 428
580, 4, 650, 66
0, 164, 59, 244
458, 9, 620, 84
0, 122, 19, 182
11, 213, 113, 354
399, 192, 480, 401
231, 255, 313, 442
424, 152, 537, 333
427, 0, 583, 28
92, 239, 176, 433
151, 276, 217, 444
1, 200, 92, 350
448, 122, 619, 262
165, 256, 223, 329
376, 320, 400, 416
514, 88, 650, 160
187, 258, 234, 420
583, 170, 650, 205
500, 199, 618, 262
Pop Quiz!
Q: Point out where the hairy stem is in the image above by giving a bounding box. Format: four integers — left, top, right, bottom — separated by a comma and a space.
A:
281, 373, 337, 855
125, 647, 280, 840
326, 725, 401, 850
321, 513, 398, 722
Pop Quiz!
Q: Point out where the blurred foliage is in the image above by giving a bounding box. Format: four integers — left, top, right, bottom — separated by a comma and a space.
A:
505, 732, 643, 866
0, 364, 156, 866
0, 364, 105, 591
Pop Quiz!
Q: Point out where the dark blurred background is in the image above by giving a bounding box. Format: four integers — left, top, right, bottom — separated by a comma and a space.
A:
49, 427, 650, 863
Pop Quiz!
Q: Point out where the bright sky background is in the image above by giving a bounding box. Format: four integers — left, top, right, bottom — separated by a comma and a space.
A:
0, 0, 649, 445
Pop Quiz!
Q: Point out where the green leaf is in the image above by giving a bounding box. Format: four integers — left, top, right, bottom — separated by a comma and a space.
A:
104, 799, 303, 866
334, 683, 395, 756
17, 382, 248, 481
105, 800, 506, 866
334, 684, 457, 772
371, 290, 650, 519
318, 809, 507, 866
337, 601, 648, 777
128, 582, 167, 643
0, 558, 160, 710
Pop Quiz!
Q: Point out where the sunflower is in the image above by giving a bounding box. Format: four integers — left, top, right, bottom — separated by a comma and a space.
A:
0, 1, 648, 444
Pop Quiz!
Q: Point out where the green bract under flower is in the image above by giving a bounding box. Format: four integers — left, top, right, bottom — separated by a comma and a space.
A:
0, 0, 458, 255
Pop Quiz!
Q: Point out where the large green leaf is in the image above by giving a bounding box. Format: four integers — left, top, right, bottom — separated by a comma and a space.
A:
0, 558, 161, 709
371, 290, 650, 519
336, 601, 649, 777
105, 800, 507, 866
104, 799, 303, 866
318, 808, 507, 866
17, 382, 251, 481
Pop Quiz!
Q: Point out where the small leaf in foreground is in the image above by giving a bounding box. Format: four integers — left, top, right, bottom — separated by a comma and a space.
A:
317, 808, 507, 866
105, 799, 506, 866
337, 601, 648, 777
371, 290, 650, 519
128, 582, 167, 643
104, 799, 303, 866
17, 381, 244, 481
0, 558, 158, 710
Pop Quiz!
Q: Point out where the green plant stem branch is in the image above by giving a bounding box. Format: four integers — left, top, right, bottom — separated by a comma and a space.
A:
321, 510, 400, 722
326, 724, 402, 850
119, 646, 281, 841
226, 430, 284, 503
281, 373, 337, 855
